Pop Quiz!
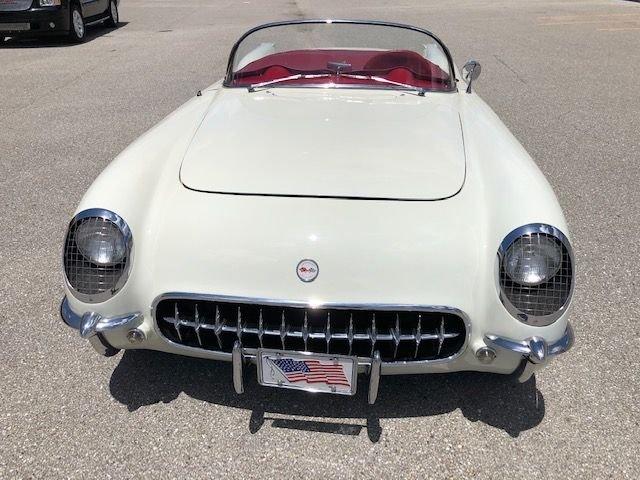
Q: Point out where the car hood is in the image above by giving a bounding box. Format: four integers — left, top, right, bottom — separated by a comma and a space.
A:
179, 89, 466, 200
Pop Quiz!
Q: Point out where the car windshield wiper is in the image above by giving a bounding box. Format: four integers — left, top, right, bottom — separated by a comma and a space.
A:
247, 73, 333, 92
246, 72, 427, 95
340, 73, 427, 96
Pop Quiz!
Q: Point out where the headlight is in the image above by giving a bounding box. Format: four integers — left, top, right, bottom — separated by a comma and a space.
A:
504, 235, 561, 285
63, 209, 132, 303
75, 220, 127, 266
498, 224, 574, 326
39, 0, 61, 6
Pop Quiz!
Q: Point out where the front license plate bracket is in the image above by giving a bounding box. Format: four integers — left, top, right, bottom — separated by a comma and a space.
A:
257, 349, 358, 396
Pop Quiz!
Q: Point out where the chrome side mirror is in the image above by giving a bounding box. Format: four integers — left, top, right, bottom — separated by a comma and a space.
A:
462, 60, 481, 94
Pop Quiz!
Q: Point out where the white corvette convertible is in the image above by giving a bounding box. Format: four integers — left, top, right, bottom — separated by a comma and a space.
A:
61, 20, 574, 403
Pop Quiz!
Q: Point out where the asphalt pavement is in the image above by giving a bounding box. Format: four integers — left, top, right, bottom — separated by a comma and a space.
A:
1, 0, 639, 478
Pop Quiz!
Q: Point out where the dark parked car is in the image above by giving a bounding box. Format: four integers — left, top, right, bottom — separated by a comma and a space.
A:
0, 0, 119, 43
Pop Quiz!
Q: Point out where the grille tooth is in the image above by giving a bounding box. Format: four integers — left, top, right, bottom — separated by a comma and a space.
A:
414, 313, 422, 358
325, 312, 331, 353
392, 314, 401, 360
348, 313, 354, 356
280, 310, 286, 350
302, 311, 309, 351
214, 305, 223, 349
370, 313, 377, 357
156, 299, 467, 362
437, 317, 445, 355
258, 308, 264, 348
174, 302, 183, 342
194, 303, 202, 347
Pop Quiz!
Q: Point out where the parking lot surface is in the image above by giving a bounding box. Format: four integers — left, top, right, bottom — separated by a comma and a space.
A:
1, 0, 639, 478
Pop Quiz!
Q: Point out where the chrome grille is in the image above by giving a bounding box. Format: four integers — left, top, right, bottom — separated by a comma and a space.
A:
155, 298, 467, 362
64, 217, 128, 296
499, 232, 572, 317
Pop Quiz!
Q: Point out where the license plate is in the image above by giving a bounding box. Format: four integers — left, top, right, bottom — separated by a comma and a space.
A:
0, 23, 30, 32
257, 349, 357, 395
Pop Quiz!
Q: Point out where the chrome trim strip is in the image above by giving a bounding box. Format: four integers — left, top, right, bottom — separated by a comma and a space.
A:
496, 223, 575, 326
150, 292, 472, 367
223, 19, 458, 91
62, 208, 134, 304
151, 292, 473, 315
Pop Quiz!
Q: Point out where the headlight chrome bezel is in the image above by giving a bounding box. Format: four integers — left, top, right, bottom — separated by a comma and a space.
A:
497, 224, 574, 326
63, 209, 133, 304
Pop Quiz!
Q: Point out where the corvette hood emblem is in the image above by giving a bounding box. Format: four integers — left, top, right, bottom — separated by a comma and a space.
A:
297, 259, 319, 282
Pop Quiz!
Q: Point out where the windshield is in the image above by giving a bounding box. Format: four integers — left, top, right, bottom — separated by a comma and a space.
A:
225, 20, 455, 92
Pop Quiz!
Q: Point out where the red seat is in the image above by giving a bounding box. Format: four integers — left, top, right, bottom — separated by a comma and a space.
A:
232, 49, 450, 89
363, 50, 448, 82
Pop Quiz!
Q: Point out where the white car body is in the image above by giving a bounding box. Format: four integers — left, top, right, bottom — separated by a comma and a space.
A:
61, 20, 574, 403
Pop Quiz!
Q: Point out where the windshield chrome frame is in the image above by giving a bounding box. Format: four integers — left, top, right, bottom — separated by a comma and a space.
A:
223, 19, 458, 92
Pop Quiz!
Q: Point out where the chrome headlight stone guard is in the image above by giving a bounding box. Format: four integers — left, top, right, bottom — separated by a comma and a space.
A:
497, 224, 574, 327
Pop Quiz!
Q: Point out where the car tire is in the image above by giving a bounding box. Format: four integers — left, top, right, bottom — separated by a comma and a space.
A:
105, 0, 119, 28
68, 5, 86, 43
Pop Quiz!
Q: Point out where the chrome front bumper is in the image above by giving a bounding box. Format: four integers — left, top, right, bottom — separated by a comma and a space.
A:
60, 297, 142, 357
60, 297, 574, 404
485, 325, 575, 383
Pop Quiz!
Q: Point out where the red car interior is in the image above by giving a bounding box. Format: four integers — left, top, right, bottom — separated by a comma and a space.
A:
230, 49, 452, 90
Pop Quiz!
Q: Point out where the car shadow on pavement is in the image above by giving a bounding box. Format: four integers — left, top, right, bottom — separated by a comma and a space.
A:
109, 350, 545, 441
0, 23, 128, 48
109, 350, 545, 442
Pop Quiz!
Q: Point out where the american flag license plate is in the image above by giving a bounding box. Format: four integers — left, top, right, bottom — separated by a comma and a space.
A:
257, 350, 358, 395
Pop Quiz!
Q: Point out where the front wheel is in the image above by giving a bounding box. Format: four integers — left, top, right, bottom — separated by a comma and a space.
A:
68, 5, 86, 43
105, 0, 119, 28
